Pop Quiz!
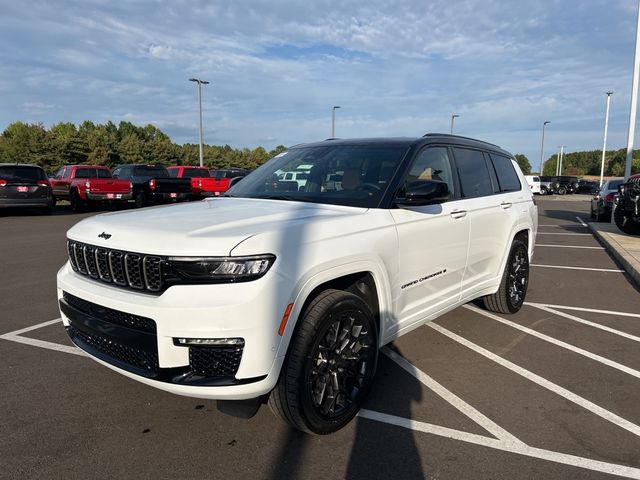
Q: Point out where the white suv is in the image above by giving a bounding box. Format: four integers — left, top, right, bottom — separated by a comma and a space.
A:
57, 134, 537, 434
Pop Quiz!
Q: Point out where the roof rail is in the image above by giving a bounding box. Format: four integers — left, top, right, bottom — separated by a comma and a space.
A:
422, 133, 502, 149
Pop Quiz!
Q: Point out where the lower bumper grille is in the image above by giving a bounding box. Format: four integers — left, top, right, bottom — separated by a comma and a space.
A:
69, 325, 159, 375
190, 346, 244, 377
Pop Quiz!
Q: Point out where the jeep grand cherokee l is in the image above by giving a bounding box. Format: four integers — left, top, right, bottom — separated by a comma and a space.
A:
57, 134, 537, 434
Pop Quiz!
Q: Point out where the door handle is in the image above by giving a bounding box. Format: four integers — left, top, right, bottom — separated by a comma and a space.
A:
500, 202, 512, 209
450, 209, 467, 219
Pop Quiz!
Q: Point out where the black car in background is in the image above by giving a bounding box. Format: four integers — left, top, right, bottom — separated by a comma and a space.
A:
111, 164, 192, 208
548, 176, 579, 195
0, 163, 53, 214
576, 179, 599, 194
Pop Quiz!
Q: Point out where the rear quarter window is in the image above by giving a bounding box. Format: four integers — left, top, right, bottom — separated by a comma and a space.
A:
489, 154, 521, 192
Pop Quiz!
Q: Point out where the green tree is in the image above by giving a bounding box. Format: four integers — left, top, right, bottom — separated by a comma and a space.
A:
514, 154, 531, 175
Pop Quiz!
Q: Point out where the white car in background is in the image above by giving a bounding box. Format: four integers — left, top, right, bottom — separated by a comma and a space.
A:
525, 175, 541, 194
57, 134, 537, 435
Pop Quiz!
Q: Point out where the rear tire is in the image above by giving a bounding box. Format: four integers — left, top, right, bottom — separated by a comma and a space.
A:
480, 238, 529, 314
557, 186, 566, 195
134, 192, 146, 208
70, 191, 85, 212
268, 289, 378, 435
614, 207, 640, 235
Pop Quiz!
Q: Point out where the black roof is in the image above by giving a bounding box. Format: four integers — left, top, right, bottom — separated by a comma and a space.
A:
291, 134, 512, 157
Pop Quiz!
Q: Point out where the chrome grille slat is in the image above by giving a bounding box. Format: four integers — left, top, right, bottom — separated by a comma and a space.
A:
67, 240, 163, 293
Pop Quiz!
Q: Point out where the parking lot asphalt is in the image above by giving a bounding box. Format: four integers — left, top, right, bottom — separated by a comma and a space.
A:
1, 196, 640, 480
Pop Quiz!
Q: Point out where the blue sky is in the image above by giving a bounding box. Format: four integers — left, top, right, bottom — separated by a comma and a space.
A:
1, 0, 639, 169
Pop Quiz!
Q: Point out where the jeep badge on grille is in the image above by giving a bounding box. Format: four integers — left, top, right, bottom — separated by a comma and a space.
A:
98, 232, 112, 240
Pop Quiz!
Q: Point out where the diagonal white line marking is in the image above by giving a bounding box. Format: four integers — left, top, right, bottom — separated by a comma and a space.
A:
531, 264, 624, 273
535, 244, 604, 250
0, 334, 84, 356
529, 305, 640, 344
358, 410, 640, 479
525, 302, 640, 319
381, 346, 525, 446
427, 322, 640, 438
2, 318, 62, 336
576, 216, 588, 227
538, 224, 587, 228
464, 304, 640, 380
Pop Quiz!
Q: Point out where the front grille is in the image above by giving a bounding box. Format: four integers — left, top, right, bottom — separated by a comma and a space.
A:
63, 291, 157, 333
69, 325, 159, 374
189, 346, 244, 377
67, 240, 163, 293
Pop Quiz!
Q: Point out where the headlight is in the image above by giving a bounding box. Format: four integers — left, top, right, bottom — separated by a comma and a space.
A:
165, 254, 275, 284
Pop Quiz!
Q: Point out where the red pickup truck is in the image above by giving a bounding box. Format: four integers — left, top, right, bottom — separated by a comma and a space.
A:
51, 165, 133, 211
167, 166, 231, 199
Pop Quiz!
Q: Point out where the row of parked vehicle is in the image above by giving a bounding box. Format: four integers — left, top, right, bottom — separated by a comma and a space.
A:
524, 175, 599, 196
0, 163, 250, 214
591, 174, 640, 235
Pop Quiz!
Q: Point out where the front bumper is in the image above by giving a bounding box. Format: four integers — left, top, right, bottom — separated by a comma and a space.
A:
57, 262, 293, 400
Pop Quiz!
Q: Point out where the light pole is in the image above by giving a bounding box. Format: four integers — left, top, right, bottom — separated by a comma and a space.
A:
331, 106, 341, 138
600, 91, 613, 187
450, 114, 460, 134
624, 0, 640, 180
189, 78, 210, 167
539, 121, 550, 175
556, 145, 566, 175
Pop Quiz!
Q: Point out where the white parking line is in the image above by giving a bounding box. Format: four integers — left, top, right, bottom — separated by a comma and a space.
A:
576, 216, 588, 227
382, 346, 524, 446
428, 322, 640, 438
528, 305, 640, 344
534, 244, 604, 250
525, 302, 640, 319
0, 318, 83, 357
538, 224, 587, 228
464, 304, 640, 379
531, 264, 624, 273
536, 233, 592, 236
358, 410, 640, 480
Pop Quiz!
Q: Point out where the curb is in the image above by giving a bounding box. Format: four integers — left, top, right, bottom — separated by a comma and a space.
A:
588, 222, 640, 286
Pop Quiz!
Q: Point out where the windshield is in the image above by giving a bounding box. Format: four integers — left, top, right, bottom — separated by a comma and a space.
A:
226, 145, 408, 208
0, 165, 46, 182
74, 168, 112, 179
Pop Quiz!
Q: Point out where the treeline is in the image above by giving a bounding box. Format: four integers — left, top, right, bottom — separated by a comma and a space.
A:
541, 148, 640, 176
0, 121, 286, 174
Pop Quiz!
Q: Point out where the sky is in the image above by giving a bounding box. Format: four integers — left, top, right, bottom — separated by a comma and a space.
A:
1, 0, 640, 170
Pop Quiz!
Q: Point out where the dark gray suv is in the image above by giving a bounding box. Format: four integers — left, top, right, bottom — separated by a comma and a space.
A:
0, 163, 54, 214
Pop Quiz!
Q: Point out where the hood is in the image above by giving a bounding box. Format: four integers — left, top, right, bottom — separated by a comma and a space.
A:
66, 197, 367, 256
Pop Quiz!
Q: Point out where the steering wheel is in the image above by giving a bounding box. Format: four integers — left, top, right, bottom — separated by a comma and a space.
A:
355, 183, 381, 193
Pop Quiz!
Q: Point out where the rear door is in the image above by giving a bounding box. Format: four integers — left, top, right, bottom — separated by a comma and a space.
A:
454, 148, 522, 296
390, 146, 469, 331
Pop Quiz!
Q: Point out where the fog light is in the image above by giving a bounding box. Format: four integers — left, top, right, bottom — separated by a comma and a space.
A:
174, 337, 244, 347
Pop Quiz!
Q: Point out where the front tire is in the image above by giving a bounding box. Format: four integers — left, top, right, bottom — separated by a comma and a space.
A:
480, 238, 529, 314
268, 289, 378, 435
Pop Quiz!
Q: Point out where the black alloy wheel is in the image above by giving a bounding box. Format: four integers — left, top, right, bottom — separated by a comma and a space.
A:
268, 289, 378, 434
480, 238, 529, 314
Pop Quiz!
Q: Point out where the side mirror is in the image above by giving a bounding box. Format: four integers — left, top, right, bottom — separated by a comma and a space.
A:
396, 180, 449, 207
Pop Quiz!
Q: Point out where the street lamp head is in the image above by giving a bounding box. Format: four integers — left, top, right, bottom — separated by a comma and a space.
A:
606, 91, 613, 96
189, 78, 198, 82
544, 120, 551, 126
452, 114, 460, 119
189, 78, 210, 85
201, 80, 210, 85
333, 105, 341, 110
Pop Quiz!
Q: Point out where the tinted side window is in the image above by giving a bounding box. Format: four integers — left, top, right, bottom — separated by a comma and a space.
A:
403, 146, 456, 198
62, 167, 71, 179
168, 168, 178, 178
490, 154, 521, 192
453, 148, 493, 198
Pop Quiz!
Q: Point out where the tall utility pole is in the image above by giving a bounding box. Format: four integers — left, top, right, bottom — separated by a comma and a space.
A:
556, 145, 566, 175
450, 114, 460, 134
189, 78, 210, 167
600, 91, 613, 187
625, 0, 640, 180
331, 106, 341, 138
539, 121, 551, 174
